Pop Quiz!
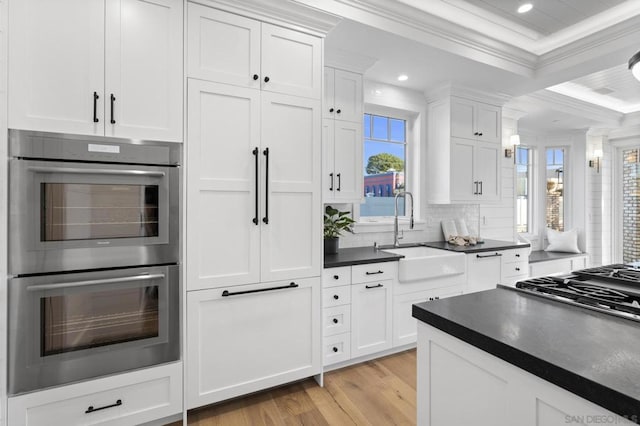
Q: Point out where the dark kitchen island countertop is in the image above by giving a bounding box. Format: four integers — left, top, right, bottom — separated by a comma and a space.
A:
324, 246, 403, 268
412, 287, 640, 422
421, 238, 529, 253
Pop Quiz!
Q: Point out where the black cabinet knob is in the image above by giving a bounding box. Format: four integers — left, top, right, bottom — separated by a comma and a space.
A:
264, 76, 270, 83
435, 296, 440, 300
516, 267, 520, 271
333, 295, 339, 300
333, 318, 338, 324
336, 109, 341, 114
474, 132, 479, 136
516, 253, 520, 257
478, 132, 483, 136
333, 275, 339, 280
329, 108, 334, 113
253, 74, 259, 80
333, 347, 338, 353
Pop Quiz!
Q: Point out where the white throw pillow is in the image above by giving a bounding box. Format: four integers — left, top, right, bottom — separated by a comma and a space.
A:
545, 228, 581, 253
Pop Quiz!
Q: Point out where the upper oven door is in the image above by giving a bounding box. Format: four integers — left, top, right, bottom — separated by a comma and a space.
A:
9, 159, 179, 275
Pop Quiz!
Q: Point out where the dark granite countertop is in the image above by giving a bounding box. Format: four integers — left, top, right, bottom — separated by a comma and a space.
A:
413, 287, 640, 421
529, 250, 587, 263
422, 238, 529, 254
324, 246, 403, 268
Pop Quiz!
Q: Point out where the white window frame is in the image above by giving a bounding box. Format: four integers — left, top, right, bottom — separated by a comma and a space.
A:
353, 104, 421, 231
516, 145, 535, 235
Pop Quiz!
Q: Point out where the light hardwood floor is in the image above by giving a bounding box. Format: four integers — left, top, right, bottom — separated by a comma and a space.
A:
178, 349, 416, 426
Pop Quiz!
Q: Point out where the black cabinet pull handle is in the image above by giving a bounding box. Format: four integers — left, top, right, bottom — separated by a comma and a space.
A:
337, 173, 341, 191
429, 297, 433, 301
479, 181, 483, 195
473, 132, 478, 136
473, 181, 478, 195
435, 296, 440, 300
476, 252, 502, 258
329, 173, 334, 191
264, 76, 270, 83
515, 253, 520, 257
478, 132, 483, 136
110, 94, 116, 124
252, 147, 259, 225
516, 267, 520, 271
253, 74, 259, 80
365, 283, 383, 289
263, 148, 269, 224
365, 270, 383, 275
333, 275, 339, 280
333, 294, 339, 300
93, 92, 99, 123
222, 282, 298, 297
86, 399, 122, 414
332, 347, 338, 353
336, 109, 341, 114
332, 318, 338, 324
329, 108, 334, 113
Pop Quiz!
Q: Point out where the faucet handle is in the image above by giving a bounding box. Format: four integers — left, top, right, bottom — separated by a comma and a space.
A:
410, 217, 415, 229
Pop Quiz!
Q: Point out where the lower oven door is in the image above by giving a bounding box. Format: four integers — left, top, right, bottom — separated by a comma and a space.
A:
8, 265, 179, 395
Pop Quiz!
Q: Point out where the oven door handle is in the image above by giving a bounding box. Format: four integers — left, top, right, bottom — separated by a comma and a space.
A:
28, 166, 166, 177
27, 273, 165, 291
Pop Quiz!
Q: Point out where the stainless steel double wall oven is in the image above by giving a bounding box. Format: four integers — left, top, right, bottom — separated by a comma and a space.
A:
8, 130, 181, 395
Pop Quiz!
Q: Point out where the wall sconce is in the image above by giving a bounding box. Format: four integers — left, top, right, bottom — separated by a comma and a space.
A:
505, 134, 521, 160
589, 149, 603, 173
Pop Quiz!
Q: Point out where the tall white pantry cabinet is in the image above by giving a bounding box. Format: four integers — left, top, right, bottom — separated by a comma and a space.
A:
185, 3, 323, 409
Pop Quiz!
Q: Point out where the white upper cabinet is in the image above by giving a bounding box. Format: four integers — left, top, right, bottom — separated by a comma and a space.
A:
427, 94, 502, 204
451, 97, 501, 143
9, 0, 183, 142
322, 67, 363, 203
324, 68, 363, 122
188, 4, 321, 99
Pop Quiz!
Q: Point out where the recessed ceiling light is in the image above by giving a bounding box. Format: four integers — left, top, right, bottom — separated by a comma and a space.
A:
517, 3, 533, 13
397, 74, 408, 81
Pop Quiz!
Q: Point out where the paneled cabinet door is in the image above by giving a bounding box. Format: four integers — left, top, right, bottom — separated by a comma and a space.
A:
105, 0, 183, 141
260, 92, 322, 282
330, 69, 363, 122
9, 0, 105, 135
186, 80, 261, 291
450, 97, 475, 140
475, 103, 501, 143
467, 252, 502, 293
333, 121, 363, 201
475, 140, 500, 201
351, 280, 393, 358
450, 138, 476, 201
187, 3, 260, 88
261, 23, 322, 99
186, 278, 320, 409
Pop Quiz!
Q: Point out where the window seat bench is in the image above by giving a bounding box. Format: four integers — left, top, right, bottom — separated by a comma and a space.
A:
528, 250, 588, 277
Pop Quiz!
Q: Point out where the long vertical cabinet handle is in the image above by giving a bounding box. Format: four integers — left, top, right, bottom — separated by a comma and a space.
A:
329, 173, 334, 191
252, 147, 259, 225
473, 181, 478, 195
479, 181, 483, 195
93, 92, 99, 123
262, 147, 269, 224
337, 173, 341, 191
110, 94, 116, 124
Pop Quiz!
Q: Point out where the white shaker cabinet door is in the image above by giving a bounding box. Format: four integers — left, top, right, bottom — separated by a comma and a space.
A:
333, 69, 363, 123
261, 24, 322, 99
187, 3, 261, 88
260, 92, 321, 283
475, 102, 501, 143
450, 138, 476, 201
351, 280, 393, 358
475, 140, 500, 201
186, 80, 261, 291
9, 0, 105, 135
333, 120, 363, 202
105, 0, 183, 142
186, 278, 320, 409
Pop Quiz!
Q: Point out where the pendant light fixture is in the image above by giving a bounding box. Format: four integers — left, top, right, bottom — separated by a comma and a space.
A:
631, 51, 640, 82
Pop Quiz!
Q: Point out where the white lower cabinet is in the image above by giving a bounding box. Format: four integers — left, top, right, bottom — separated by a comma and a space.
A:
467, 251, 503, 293
8, 362, 182, 426
393, 287, 463, 347
351, 280, 393, 358
186, 278, 320, 409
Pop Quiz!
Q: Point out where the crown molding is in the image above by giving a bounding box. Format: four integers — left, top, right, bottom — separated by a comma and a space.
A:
325, 48, 377, 74
424, 84, 512, 106
193, 0, 341, 36
292, 0, 537, 77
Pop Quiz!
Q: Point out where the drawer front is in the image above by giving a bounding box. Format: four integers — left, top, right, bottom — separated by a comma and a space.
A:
9, 363, 182, 426
502, 260, 529, 278
323, 333, 351, 365
351, 262, 397, 284
323, 305, 351, 336
322, 266, 351, 288
322, 285, 351, 308
503, 248, 529, 264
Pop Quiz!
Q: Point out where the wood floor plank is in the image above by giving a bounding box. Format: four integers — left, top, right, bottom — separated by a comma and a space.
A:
179, 349, 417, 426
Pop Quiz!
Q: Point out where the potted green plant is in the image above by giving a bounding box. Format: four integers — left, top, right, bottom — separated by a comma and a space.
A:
323, 205, 355, 255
